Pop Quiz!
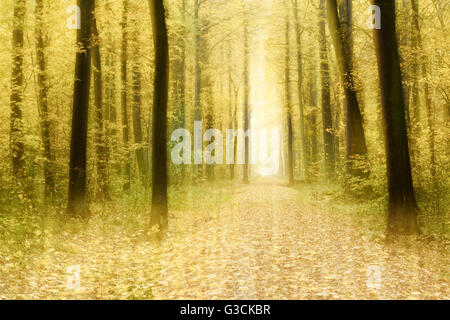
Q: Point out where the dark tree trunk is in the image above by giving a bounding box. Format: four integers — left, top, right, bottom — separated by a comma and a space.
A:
35, 0, 56, 201
149, 0, 169, 228
10, 0, 26, 186
372, 0, 419, 235
319, 0, 335, 179
92, 11, 110, 201
326, 0, 368, 178
285, 9, 294, 186
293, 0, 308, 179
121, 0, 131, 191
67, 0, 94, 218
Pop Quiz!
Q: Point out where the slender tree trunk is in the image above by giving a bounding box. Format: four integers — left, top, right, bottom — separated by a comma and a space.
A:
326, 0, 368, 178
131, 17, 146, 183
172, 0, 186, 131
67, 0, 94, 218
423, 62, 437, 192
232, 88, 239, 179
410, 0, 421, 125
104, 16, 118, 177
372, 0, 419, 235
293, 0, 308, 179
410, 1, 437, 193
172, 0, 187, 181
319, 0, 335, 179
10, 0, 26, 188
285, 8, 294, 186
243, 14, 250, 184
149, 0, 169, 228
92, 10, 109, 201
334, 88, 342, 169
121, 0, 131, 191
228, 43, 235, 180
407, 0, 422, 178
35, 0, 56, 201
193, 0, 203, 179
399, 0, 411, 130
308, 57, 318, 180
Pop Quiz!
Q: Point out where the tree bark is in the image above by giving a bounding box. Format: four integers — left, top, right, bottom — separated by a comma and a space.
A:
121, 0, 131, 191
10, 0, 26, 187
319, 0, 335, 179
243, 14, 250, 184
326, 0, 368, 178
227, 42, 235, 180
308, 53, 318, 180
130, 15, 146, 183
372, 0, 419, 235
92, 10, 110, 201
35, 0, 56, 201
67, 0, 94, 218
285, 7, 294, 186
193, 0, 203, 178
293, 0, 308, 179
149, 0, 169, 228
410, 0, 421, 125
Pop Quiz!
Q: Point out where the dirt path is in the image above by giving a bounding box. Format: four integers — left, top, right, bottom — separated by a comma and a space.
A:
153, 179, 448, 299
2, 179, 447, 299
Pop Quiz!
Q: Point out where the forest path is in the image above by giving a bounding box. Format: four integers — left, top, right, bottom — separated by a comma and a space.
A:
153, 178, 448, 299
4, 179, 447, 299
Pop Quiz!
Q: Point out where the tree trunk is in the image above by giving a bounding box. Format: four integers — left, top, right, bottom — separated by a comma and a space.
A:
10, 0, 26, 188
193, 0, 203, 179
285, 8, 294, 186
326, 0, 368, 178
171, 0, 187, 181
121, 0, 131, 191
35, 0, 56, 201
293, 0, 308, 180
398, 0, 411, 130
243, 15, 250, 184
92, 10, 110, 201
149, 0, 169, 228
410, 1, 437, 193
131, 16, 146, 183
410, 0, 421, 125
308, 56, 318, 180
372, 0, 419, 235
228, 43, 235, 180
104, 12, 118, 177
67, 0, 94, 218
319, 0, 335, 179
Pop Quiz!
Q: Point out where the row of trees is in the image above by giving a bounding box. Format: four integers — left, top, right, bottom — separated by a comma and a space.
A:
2, 0, 448, 234
279, 0, 438, 234
7, 0, 169, 226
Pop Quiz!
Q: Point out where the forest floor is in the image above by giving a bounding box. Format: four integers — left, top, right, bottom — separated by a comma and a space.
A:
0, 178, 448, 299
